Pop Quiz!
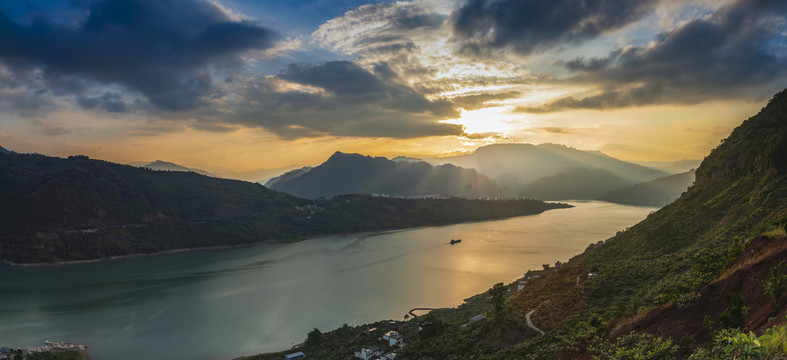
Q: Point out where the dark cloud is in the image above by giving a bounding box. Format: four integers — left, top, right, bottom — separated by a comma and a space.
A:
77, 92, 130, 113
0, 0, 276, 111
523, 0, 787, 112
451, 0, 657, 56
195, 60, 463, 139
0, 80, 56, 117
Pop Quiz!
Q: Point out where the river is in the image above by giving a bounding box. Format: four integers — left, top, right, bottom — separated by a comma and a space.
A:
0, 201, 654, 359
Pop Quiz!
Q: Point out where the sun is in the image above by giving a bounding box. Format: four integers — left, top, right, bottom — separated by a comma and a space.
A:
444, 107, 525, 136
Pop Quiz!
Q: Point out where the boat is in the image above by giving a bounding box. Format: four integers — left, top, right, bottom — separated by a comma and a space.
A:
450, 239, 462, 245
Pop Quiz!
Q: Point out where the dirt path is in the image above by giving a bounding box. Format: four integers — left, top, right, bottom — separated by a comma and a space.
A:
526, 309, 545, 336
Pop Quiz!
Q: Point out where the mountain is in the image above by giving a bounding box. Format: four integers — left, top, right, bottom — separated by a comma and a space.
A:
143, 160, 214, 177
392, 156, 423, 162
431, 143, 669, 199
267, 152, 504, 199
521, 168, 631, 200
0, 152, 569, 264
244, 89, 787, 359
0, 145, 12, 155
228, 165, 306, 184
598, 169, 696, 207
264, 166, 313, 188
633, 159, 702, 174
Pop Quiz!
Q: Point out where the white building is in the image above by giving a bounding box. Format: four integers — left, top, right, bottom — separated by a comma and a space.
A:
354, 346, 383, 360
382, 331, 403, 347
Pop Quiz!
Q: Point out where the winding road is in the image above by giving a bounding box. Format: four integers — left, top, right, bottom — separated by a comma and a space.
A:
525, 309, 545, 336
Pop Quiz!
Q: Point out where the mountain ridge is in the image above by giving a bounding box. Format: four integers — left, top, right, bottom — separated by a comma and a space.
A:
268, 151, 504, 199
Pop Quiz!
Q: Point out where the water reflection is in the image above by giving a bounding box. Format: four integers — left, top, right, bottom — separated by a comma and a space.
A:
0, 201, 653, 360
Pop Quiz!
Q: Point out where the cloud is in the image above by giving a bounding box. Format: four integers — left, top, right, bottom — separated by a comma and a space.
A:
192, 60, 463, 139
522, 0, 787, 112
77, 92, 132, 113
0, 0, 277, 111
311, 0, 533, 105
450, 91, 521, 110
451, 0, 658, 56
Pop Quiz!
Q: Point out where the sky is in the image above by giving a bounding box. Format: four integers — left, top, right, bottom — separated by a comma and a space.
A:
0, 0, 785, 172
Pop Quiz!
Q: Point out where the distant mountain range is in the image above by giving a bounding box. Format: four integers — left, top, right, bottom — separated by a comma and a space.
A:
0, 145, 12, 155
429, 143, 669, 200
142, 160, 215, 177
264, 145, 678, 201
598, 169, 696, 207
266, 152, 503, 199
631, 159, 701, 174
130, 160, 302, 184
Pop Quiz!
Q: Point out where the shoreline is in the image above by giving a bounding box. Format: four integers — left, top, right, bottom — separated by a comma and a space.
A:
1, 202, 575, 267
0, 241, 273, 267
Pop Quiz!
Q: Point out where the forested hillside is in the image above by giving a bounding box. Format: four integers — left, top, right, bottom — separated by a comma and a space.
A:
0, 153, 568, 264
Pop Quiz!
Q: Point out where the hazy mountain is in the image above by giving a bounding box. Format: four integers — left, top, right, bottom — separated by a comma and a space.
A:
227, 165, 306, 184
264, 166, 313, 188
431, 143, 669, 199
143, 160, 214, 177
0, 152, 569, 263
0, 145, 13, 155
392, 156, 422, 162
521, 168, 631, 200
632, 159, 702, 174
598, 169, 696, 207
267, 152, 503, 199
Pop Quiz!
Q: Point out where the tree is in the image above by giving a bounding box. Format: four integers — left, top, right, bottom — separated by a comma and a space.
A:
719, 293, 747, 329
404, 314, 410, 321
489, 282, 506, 316
763, 260, 787, 312
419, 315, 445, 339
306, 328, 322, 346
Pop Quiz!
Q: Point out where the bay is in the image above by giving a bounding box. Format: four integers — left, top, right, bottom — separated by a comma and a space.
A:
0, 201, 654, 359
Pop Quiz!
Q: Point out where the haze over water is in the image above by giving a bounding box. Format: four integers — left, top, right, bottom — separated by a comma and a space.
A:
0, 201, 654, 360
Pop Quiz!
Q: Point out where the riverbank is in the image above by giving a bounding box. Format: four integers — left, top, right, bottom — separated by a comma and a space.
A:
0, 241, 270, 267
0, 196, 572, 265
1, 201, 573, 266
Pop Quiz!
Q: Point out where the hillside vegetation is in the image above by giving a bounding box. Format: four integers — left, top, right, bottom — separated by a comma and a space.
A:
0, 153, 569, 264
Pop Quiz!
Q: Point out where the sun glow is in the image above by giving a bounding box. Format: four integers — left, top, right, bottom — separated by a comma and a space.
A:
445, 107, 526, 136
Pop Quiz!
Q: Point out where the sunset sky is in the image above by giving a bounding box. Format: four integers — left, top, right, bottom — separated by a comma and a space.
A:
0, 0, 785, 172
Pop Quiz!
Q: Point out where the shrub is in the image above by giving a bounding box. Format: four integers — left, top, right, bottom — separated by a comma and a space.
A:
762, 261, 787, 310
590, 332, 679, 360
719, 293, 747, 329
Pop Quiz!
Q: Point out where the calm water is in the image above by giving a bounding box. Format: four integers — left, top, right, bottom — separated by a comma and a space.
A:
0, 201, 654, 359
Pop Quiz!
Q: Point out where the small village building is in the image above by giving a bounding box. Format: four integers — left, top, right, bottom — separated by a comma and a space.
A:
587, 272, 598, 279
382, 331, 404, 347
284, 351, 305, 360
354, 346, 383, 360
